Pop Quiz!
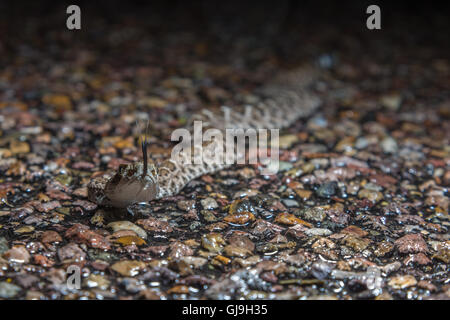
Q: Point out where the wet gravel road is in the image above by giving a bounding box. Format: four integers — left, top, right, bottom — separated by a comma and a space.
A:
0, 2, 448, 300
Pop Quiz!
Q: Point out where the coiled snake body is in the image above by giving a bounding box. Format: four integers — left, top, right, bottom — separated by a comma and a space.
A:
87, 66, 322, 208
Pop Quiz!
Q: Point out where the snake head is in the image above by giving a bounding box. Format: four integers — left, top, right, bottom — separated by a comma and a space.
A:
104, 161, 159, 208
104, 121, 159, 208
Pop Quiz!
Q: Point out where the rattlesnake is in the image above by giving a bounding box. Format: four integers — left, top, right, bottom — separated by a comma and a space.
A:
87, 65, 323, 208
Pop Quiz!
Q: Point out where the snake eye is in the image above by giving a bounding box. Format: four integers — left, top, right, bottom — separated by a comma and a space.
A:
118, 164, 128, 173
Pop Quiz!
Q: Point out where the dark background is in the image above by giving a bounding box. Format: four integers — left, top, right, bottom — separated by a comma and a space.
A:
1, 1, 448, 47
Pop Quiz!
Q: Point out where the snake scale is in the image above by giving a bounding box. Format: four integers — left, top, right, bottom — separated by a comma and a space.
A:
87, 65, 323, 208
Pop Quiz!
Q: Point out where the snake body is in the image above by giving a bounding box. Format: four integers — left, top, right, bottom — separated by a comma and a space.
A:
87, 66, 322, 208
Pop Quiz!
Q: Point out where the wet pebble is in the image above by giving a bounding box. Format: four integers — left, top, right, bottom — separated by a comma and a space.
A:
296, 207, 327, 222
274, 212, 312, 227
358, 189, 383, 202
395, 234, 429, 254
305, 228, 332, 237
201, 197, 219, 210
111, 260, 147, 277
107, 221, 147, 240
0, 282, 21, 298
3, 246, 30, 264
201, 233, 225, 253
388, 275, 417, 289
281, 199, 299, 208
224, 211, 255, 225
316, 181, 337, 198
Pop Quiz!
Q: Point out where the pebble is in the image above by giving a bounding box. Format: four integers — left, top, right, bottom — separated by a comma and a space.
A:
0, 237, 8, 255
380, 136, 398, 153
65, 224, 111, 250
0, 282, 21, 298
107, 221, 147, 240
3, 246, 30, 264
114, 236, 146, 246
58, 243, 86, 264
381, 94, 401, 111
278, 161, 293, 172
201, 233, 225, 253
277, 134, 299, 149
374, 241, 394, 257
388, 275, 417, 289
84, 274, 110, 290
281, 199, 299, 208
296, 207, 327, 222
224, 211, 255, 225
177, 200, 196, 211
200, 197, 219, 210
341, 225, 368, 238
14, 226, 35, 234
274, 212, 312, 227
228, 234, 255, 252
358, 189, 383, 202
305, 228, 332, 237
111, 260, 146, 277
316, 181, 338, 198
136, 218, 173, 233
223, 245, 252, 258
41, 231, 62, 243
342, 235, 370, 252
294, 189, 313, 200
169, 242, 194, 259
395, 234, 429, 254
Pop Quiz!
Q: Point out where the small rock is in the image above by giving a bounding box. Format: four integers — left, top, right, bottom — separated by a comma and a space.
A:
281, 199, 299, 208
84, 274, 110, 290
228, 234, 255, 251
341, 225, 368, 238
34, 200, 61, 213
201, 197, 219, 210
358, 189, 383, 202
278, 161, 293, 172
374, 241, 394, 257
223, 245, 252, 258
342, 235, 370, 252
107, 221, 147, 240
404, 253, 431, 265
388, 275, 417, 289
394, 234, 429, 254
178, 256, 207, 269
305, 228, 332, 237
168, 242, 194, 259
201, 233, 225, 252
0, 237, 8, 255
284, 254, 307, 267
381, 94, 401, 111
58, 243, 86, 264
296, 207, 327, 222
294, 189, 313, 200
177, 200, 196, 211
0, 282, 21, 298
224, 211, 255, 225
277, 134, 299, 148
136, 218, 173, 233
380, 136, 398, 153
274, 212, 312, 227
114, 236, 146, 246
41, 230, 62, 244
15, 226, 35, 234
3, 246, 30, 264
65, 223, 111, 250
111, 260, 146, 277
316, 181, 338, 198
